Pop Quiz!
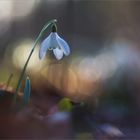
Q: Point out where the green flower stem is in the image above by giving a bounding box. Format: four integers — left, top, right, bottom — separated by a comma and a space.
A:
13, 19, 57, 103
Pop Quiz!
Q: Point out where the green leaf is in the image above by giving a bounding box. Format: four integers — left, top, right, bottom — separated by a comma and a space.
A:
23, 76, 30, 104
58, 98, 72, 112
14, 19, 57, 102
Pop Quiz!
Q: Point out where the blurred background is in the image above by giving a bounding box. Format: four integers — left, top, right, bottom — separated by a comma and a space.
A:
1, 0, 140, 139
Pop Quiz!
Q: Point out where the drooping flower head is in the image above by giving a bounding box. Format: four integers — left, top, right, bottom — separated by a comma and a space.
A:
39, 24, 70, 60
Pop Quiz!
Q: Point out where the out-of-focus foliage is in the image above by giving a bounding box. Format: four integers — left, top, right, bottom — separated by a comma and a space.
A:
58, 97, 72, 112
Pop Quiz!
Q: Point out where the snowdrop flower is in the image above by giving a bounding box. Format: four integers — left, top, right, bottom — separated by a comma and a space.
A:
39, 25, 70, 60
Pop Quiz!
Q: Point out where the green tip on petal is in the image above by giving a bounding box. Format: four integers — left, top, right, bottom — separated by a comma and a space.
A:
23, 76, 31, 105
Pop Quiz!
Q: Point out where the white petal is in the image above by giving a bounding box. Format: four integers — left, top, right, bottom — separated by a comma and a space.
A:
49, 33, 59, 49
39, 34, 51, 59
56, 35, 70, 56
53, 48, 63, 60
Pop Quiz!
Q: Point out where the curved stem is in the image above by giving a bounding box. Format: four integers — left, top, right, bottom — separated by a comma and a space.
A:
13, 19, 57, 103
